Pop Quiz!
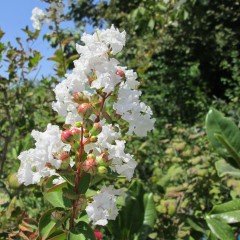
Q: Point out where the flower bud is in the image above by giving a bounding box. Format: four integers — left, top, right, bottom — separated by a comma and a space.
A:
59, 151, 70, 161
75, 121, 83, 128
71, 127, 82, 140
77, 103, 92, 117
73, 92, 90, 104
90, 136, 98, 143
90, 122, 102, 136
61, 130, 73, 143
82, 157, 97, 174
87, 153, 96, 160
7, 173, 21, 189
116, 68, 125, 78
94, 229, 103, 240
97, 166, 108, 175
96, 152, 109, 166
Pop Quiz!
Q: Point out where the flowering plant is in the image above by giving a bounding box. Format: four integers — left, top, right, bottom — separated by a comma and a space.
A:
17, 25, 155, 239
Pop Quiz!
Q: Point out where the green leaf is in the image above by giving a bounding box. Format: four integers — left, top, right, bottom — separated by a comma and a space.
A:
48, 231, 67, 240
215, 159, 240, 178
58, 169, 75, 186
148, 18, 155, 30
28, 51, 42, 69
44, 184, 71, 209
39, 209, 57, 240
215, 133, 240, 166
67, 221, 95, 240
78, 173, 91, 194
206, 217, 235, 240
205, 108, 240, 166
186, 218, 206, 234
209, 199, 240, 223
143, 193, 157, 228
63, 187, 79, 200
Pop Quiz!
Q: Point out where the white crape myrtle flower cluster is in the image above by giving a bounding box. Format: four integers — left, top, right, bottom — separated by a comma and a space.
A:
18, 124, 70, 186
18, 25, 155, 226
86, 185, 123, 225
52, 25, 155, 134
31, 2, 64, 30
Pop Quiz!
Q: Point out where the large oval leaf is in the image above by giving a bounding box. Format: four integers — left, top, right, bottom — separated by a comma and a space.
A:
209, 199, 240, 224
206, 217, 235, 240
205, 108, 240, 165
44, 184, 71, 209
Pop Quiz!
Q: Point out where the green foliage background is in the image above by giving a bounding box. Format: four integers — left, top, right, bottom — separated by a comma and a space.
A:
0, 0, 240, 239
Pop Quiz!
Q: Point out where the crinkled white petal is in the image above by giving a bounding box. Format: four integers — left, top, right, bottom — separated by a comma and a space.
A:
86, 185, 123, 226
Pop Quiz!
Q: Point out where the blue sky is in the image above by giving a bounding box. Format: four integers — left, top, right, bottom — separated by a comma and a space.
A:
0, 0, 56, 78
0, 0, 93, 79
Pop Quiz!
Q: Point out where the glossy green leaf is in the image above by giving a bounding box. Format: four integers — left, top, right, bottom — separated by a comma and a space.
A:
67, 221, 95, 240
209, 199, 240, 223
143, 193, 157, 228
48, 231, 67, 240
39, 209, 57, 240
44, 184, 71, 209
206, 217, 235, 240
215, 133, 240, 166
78, 173, 91, 194
58, 169, 75, 186
215, 159, 240, 178
205, 108, 240, 166
186, 218, 206, 234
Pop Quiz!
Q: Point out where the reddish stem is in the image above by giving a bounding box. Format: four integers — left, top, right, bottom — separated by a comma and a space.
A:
95, 92, 111, 123
70, 125, 84, 229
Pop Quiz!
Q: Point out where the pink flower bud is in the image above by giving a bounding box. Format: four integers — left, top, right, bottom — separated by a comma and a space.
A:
82, 157, 97, 174
94, 229, 103, 240
73, 92, 89, 104
116, 68, 125, 78
71, 127, 81, 136
61, 130, 73, 143
59, 152, 69, 161
77, 103, 92, 117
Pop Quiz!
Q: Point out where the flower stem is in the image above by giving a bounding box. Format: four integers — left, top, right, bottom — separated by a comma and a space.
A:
70, 124, 84, 229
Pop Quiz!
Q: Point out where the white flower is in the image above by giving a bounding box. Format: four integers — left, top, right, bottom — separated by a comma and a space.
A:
114, 87, 155, 136
108, 140, 137, 181
52, 80, 82, 124
91, 59, 121, 94
31, 7, 45, 30
31, 124, 69, 168
98, 25, 126, 54
85, 124, 137, 180
17, 124, 69, 185
86, 185, 123, 225
18, 149, 42, 186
